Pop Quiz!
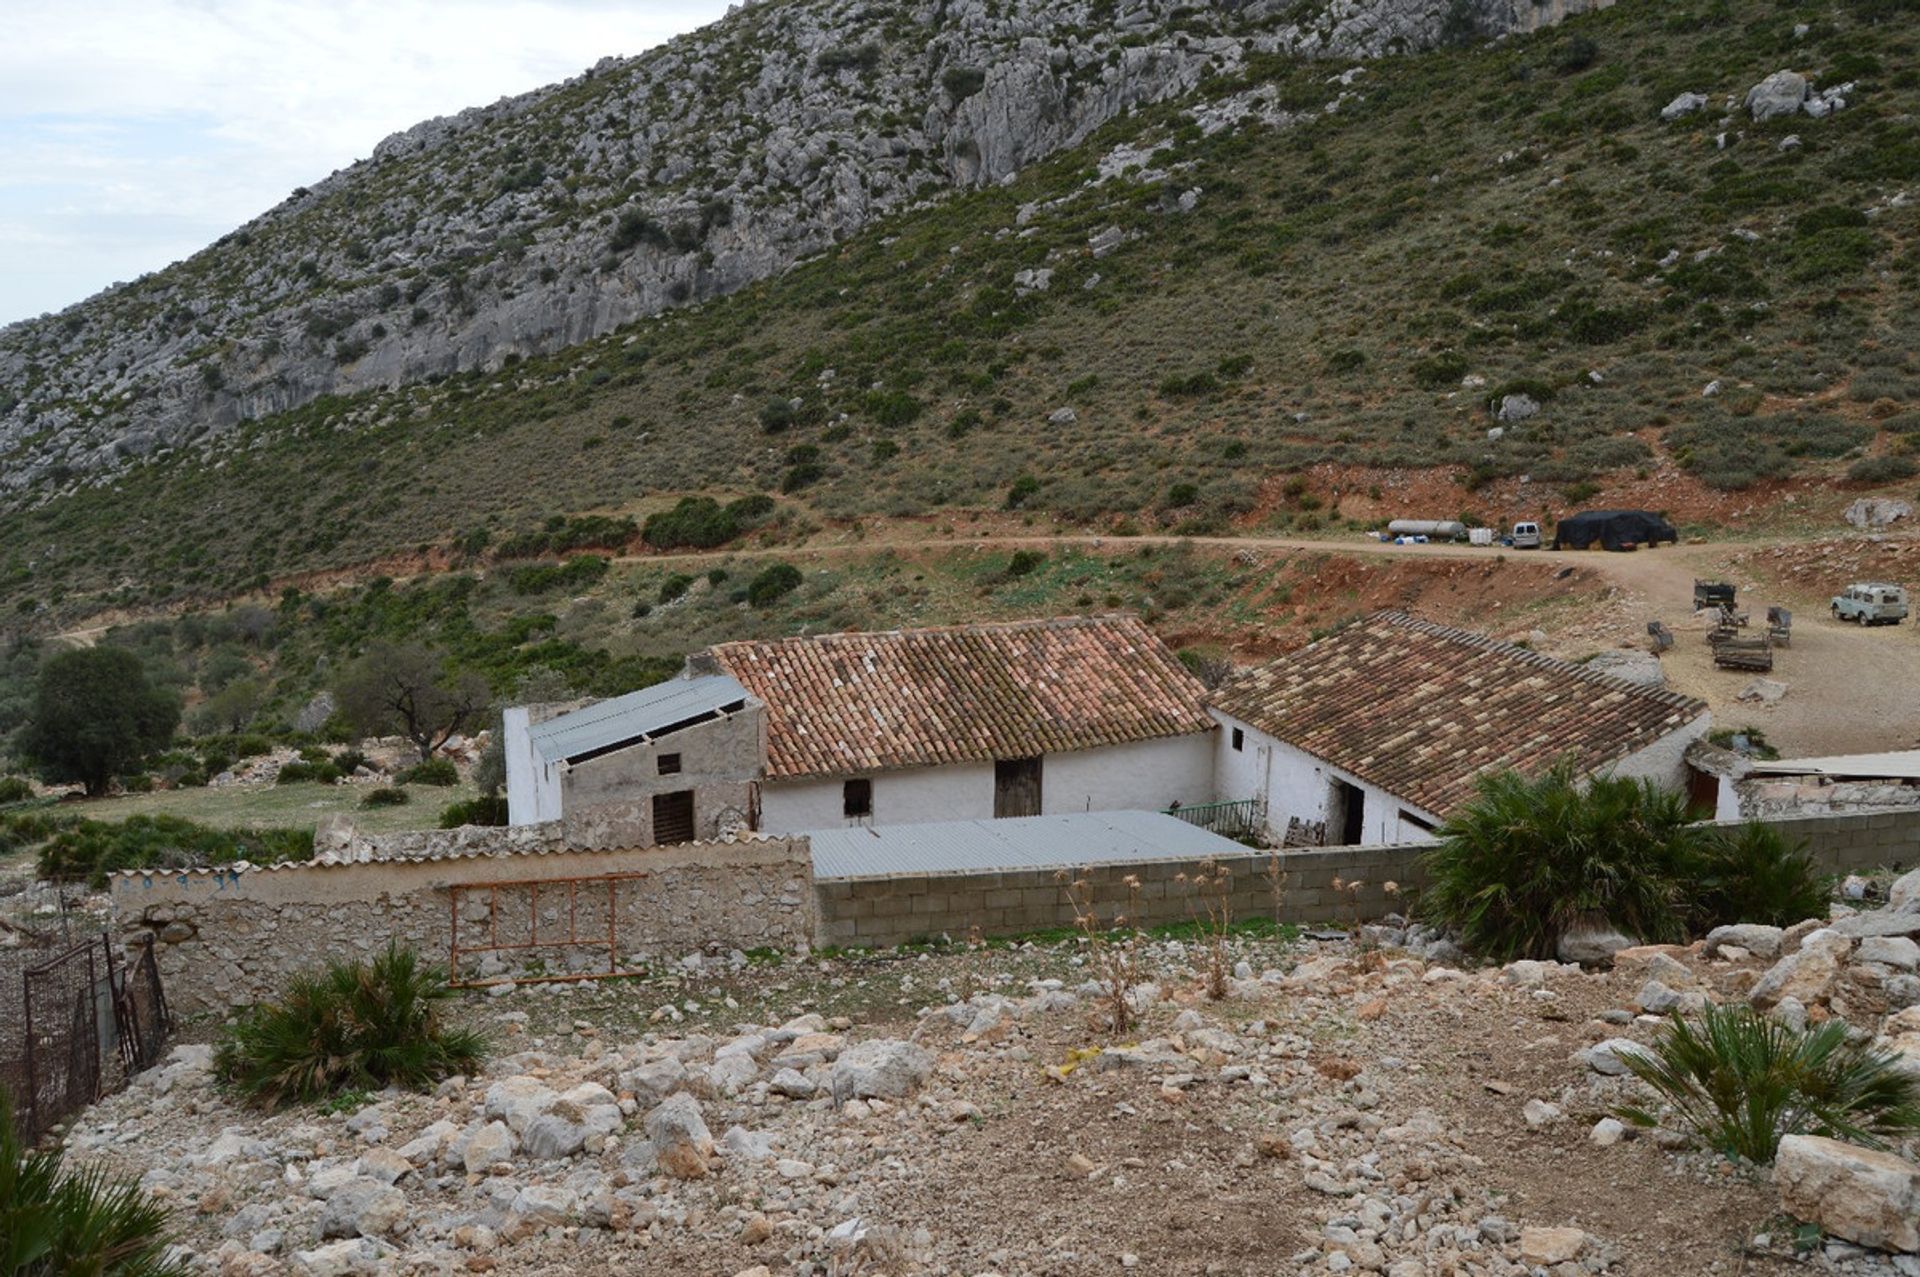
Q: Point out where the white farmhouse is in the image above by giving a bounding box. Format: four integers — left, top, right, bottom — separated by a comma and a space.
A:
503, 616, 1218, 839
1208, 611, 1712, 845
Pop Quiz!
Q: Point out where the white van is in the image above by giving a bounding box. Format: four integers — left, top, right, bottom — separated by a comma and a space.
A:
1510, 521, 1542, 550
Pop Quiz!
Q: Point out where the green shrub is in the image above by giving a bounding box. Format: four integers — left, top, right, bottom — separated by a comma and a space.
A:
1006, 474, 1041, 509
0, 776, 33, 803
37, 815, 312, 887
397, 758, 459, 787
1411, 351, 1470, 389
746, 563, 804, 606
332, 749, 370, 775
1166, 482, 1200, 507
642, 495, 774, 550
1847, 454, 1918, 484
360, 786, 409, 809
1618, 1005, 1920, 1163
658, 573, 695, 604
1690, 822, 1827, 929
505, 556, 609, 595
275, 760, 341, 785
439, 795, 509, 828
1420, 762, 1698, 960
213, 945, 486, 1110
942, 65, 987, 99
233, 735, 272, 760
0, 1090, 188, 1276
1006, 550, 1047, 578
1158, 370, 1221, 397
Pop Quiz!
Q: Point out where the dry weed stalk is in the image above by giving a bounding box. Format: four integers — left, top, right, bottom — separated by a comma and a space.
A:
1263, 851, 1289, 927
1179, 859, 1233, 1001
1060, 868, 1144, 1034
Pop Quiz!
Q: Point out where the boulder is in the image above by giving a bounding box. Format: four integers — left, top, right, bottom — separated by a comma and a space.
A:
1557, 925, 1637, 965
1845, 498, 1913, 531
463, 1121, 514, 1174
830, 1038, 935, 1099
1745, 70, 1809, 121
1703, 924, 1785, 960
1520, 1226, 1589, 1264
1890, 867, 1920, 912
1636, 979, 1707, 1016
1660, 91, 1710, 121
484, 1077, 559, 1133
292, 1239, 388, 1276
1581, 1038, 1652, 1077
1859, 936, 1920, 974
509, 1184, 578, 1229
1496, 393, 1539, 423
1737, 677, 1788, 705
317, 1177, 406, 1239
521, 1107, 590, 1161
619, 1057, 688, 1103
1775, 1134, 1920, 1253
1750, 934, 1849, 1009
643, 1092, 713, 1179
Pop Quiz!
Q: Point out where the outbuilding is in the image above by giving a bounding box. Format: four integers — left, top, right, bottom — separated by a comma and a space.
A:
1207, 612, 1712, 845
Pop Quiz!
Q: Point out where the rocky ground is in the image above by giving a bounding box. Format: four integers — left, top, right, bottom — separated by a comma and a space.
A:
53, 869, 1920, 1277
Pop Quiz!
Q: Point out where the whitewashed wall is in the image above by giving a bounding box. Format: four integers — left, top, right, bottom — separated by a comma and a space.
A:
502, 706, 563, 826
1209, 709, 1442, 846
1603, 711, 1713, 792
759, 734, 1215, 832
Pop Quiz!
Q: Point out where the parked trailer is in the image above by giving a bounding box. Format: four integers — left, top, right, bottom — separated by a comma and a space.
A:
1387, 520, 1469, 541
1713, 635, 1774, 672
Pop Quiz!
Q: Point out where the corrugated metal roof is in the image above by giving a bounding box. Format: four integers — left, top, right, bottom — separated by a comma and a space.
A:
528, 675, 752, 764
805, 810, 1250, 880
1749, 751, 1920, 781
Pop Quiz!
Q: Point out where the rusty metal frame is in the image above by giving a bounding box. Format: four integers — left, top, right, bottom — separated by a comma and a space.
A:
448, 872, 650, 988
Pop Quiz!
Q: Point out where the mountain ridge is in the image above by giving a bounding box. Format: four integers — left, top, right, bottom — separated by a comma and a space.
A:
0, 0, 1609, 499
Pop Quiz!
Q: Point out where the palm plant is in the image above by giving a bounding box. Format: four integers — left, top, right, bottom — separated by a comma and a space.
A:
214, 943, 486, 1110
1689, 821, 1829, 929
1419, 761, 1699, 960
1617, 1004, 1920, 1163
0, 1091, 187, 1276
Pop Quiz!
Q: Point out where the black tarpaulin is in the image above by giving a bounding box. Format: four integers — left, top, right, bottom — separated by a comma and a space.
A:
1552, 509, 1678, 551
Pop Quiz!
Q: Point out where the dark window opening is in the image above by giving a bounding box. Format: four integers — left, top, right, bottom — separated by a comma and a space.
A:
657, 752, 682, 775
652, 789, 695, 845
1231, 727, 1244, 752
1329, 777, 1365, 846
843, 778, 873, 819
994, 756, 1043, 818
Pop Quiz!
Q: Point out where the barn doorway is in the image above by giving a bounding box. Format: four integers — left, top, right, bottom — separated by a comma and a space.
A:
993, 757, 1043, 818
1328, 777, 1365, 846
651, 790, 695, 844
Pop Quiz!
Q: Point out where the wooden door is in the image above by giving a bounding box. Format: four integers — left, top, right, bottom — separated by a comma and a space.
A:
651, 790, 695, 845
993, 757, 1043, 818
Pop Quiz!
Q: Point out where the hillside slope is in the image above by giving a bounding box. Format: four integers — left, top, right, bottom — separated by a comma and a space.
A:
0, 0, 1599, 498
2, 0, 1917, 618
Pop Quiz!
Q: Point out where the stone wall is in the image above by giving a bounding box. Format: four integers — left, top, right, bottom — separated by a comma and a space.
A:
812, 805, 1920, 949
116, 837, 813, 1013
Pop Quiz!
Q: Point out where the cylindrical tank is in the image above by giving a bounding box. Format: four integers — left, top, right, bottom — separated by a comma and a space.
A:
1387, 519, 1468, 540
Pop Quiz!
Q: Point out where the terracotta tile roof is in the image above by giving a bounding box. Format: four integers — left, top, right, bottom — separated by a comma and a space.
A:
702, 616, 1214, 780
1208, 611, 1709, 818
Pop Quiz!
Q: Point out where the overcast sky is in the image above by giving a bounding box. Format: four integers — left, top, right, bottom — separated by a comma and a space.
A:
0, 1, 732, 326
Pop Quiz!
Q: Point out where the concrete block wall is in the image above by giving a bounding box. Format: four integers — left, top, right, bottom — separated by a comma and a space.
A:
814, 842, 1432, 949
814, 805, 1920, 949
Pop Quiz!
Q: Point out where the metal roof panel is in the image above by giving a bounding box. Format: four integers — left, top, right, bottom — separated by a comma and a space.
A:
805, 810, 1250, 879
527, 675, 752, 764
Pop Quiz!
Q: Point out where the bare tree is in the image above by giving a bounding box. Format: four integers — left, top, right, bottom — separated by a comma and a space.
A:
334, 642, 489, 763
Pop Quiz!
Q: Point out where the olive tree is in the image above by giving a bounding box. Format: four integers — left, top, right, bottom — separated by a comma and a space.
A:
334, 642, 489, 764
19, 647, 180, 795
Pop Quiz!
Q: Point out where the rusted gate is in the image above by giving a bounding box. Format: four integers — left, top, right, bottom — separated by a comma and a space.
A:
6, 933, 171, 1143
449, 873, 651, 988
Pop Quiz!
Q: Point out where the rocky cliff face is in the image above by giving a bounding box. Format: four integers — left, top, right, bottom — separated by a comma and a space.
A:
0, 0, 1609, 499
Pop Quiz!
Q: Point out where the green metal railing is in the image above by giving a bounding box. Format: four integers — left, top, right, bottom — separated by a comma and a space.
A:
1160, 798, 1267, 840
